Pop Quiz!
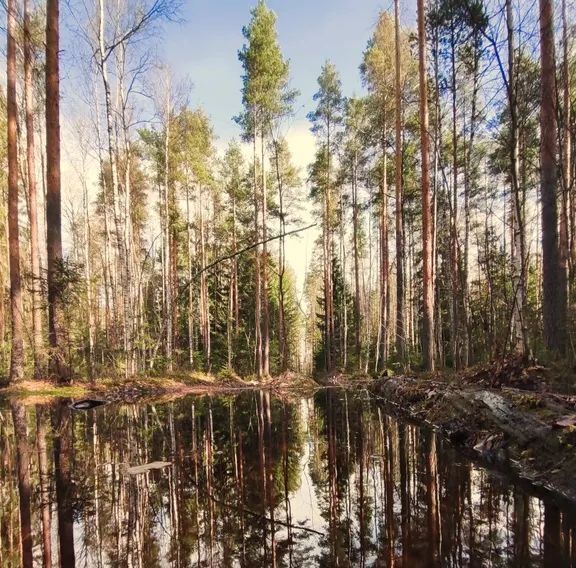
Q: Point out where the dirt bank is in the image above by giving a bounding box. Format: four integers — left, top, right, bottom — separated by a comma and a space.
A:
369, 363, 576, 504
0, 372, 319, 405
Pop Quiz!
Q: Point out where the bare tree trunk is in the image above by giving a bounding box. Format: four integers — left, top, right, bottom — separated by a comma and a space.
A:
506, 0, 529, 357
562, 0, 573, 281
117, 46, 136, 375
272, 140, 288, 371
187, 185, 194, 368
83, 174, 95, 379
253, 132, 262, 376
539, 0, 567, 355
418, 0, 435, 371
377, 132, 389, 371
164, 101, 173, 371
24, 0, 44, 377
98, 0, 130, 374
7, 0, 24, 384
352, 152, 362, 369
394, 0, 406, 366
261, 130, 270, 376
46, 0, 68, 381
199, 186, 211, 369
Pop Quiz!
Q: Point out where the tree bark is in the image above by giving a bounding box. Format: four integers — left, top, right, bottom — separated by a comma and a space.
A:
539, 0, 567, 355
261, 129, 270, 376
24, 0, 44, 377
352, 151, 362, 369
46, 0, 69, 381
7, 0, 24, 384
418, 0, 435, 371
562, 0, 573, 281
377, 130, 389, 371
507, 0, 529, 356
394, 0, 406, 365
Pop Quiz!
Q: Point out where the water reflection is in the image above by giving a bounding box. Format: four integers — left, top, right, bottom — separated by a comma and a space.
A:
0, 390, 575, 567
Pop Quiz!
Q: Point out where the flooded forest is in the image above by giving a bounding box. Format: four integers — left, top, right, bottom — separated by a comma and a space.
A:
1, 0, 576, 565
2, 391, 576, 566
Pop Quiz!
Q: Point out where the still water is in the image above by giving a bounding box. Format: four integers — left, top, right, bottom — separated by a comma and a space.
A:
1, 389, 575, 567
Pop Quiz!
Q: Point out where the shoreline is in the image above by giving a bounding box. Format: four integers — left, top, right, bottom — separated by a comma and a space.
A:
368, 373, 576, 505
2, 362, 576, 506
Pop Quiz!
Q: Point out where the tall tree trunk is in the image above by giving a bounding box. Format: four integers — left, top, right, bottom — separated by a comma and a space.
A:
418, 0, 435, 371
164, 103, 173, 371
261, 129, 270, 376
253, 132, 262, 376
539, 0, 567, 355
352, 152, 362, 369
562, 0, 573, 281
83, 176, 95, 379
24, 0, 44, 377
450, 29, 461, 369
199, 186, 211, 369
272, 140, 288, 371
7, 0, 24, 384
98, 0, 130, 373
187, 185, 194, 368
117, 48, 136, 375
377, 129, 389, 371
394, 0, 406, 365
46, 0, 68, 381
507, 0, 529, 356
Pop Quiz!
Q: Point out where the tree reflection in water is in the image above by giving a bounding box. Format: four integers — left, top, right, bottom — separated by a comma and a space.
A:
0, 389, 575, 567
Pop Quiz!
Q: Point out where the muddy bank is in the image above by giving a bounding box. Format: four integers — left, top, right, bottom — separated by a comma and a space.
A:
369, 373, 576, 503
0, 372, 319, 405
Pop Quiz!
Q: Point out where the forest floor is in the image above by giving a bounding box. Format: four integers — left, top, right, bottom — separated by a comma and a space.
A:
0, 370, 319, 405
359, 356, 576, 505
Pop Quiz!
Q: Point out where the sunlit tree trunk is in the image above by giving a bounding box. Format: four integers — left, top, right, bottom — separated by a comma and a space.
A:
561, 0, 573, 282
377, 129, 389, 372
394, 0, 406, 365
261, 130, 270, 376
7, 0, 24, 384
272, 140, 288, 371
23, 0, 44, 377
253, 132, 262, 376
83, 171, 95, 379
539, 0, 567, 354
507, 0, 529, 356
98, 0, 131, 374
187, 185, 195, 368
418, 0, 435, 371
449, 27, 461, 369
46, 0, 68, 381
352, 151, 362, 369
163, 100, 173, 371
199, 185, 211, 369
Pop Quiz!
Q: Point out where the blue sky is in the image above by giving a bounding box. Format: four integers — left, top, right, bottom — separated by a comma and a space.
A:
156, 0, 418, 291
161, 0, 417, 142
